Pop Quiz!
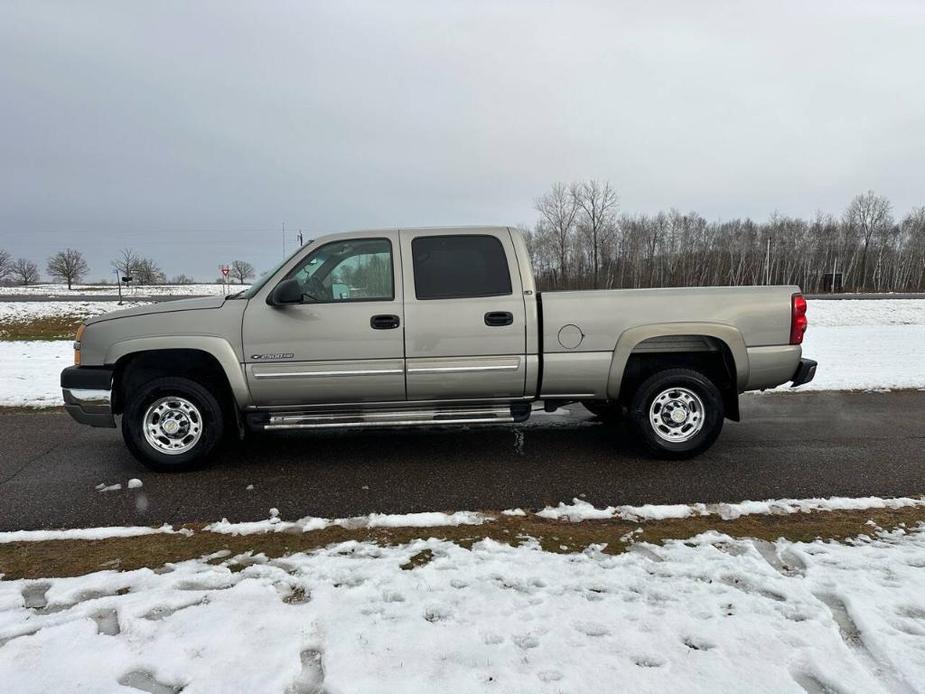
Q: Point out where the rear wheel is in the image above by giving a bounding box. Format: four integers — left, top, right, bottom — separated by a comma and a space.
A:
628, 368, 724, 459
122, 376, 224, 471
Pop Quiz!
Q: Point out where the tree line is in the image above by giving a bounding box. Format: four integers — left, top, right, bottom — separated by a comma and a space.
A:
0, 247, 257, 289
4, 188, 924, 293
528, 183, 925, 292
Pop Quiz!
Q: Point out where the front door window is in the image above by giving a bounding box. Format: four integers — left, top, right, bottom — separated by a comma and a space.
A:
289, 238, 393, 303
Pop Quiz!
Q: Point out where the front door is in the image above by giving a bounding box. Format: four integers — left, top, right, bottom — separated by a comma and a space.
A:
242, 233, 405, 406
400, 228, 527, 401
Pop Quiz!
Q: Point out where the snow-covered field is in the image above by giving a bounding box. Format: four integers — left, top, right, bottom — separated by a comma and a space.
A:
0, 283, 245, 297
2, 523, 924, 693
0, 300, 147, 325
782, 299, 925, 391
0, 299, 921, 407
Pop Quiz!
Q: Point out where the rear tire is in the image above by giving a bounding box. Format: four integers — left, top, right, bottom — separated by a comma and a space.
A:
122, 376, 224, 472
628, 368, 724, 460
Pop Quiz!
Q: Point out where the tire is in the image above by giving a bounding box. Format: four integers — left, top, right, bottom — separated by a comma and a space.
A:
121, 376, 225, 472
628, 368, 724, 460
581, 400, 623, 421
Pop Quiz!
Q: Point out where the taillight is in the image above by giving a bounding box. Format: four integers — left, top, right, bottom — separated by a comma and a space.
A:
790, 294, 807, 345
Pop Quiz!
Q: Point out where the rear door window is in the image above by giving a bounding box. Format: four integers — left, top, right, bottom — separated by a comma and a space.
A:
411, 235, 512, 300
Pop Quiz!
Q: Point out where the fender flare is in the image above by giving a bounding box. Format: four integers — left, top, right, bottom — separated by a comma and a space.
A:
605, 322, 748, 400
105, 336, 252, 407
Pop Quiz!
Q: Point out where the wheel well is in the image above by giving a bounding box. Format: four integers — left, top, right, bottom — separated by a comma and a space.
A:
617, 338, 740, 421
112, 349, 236, 417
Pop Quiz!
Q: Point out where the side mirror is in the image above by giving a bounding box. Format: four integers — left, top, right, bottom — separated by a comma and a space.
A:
268, 278, 303, 306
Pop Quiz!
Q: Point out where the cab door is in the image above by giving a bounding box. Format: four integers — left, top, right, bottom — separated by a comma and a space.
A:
400, 228, 527, 401
242, 233, 405, 406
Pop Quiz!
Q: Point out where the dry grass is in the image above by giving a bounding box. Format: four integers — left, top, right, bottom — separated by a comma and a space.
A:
0, 315, 82, 341
3, 506, 924, 580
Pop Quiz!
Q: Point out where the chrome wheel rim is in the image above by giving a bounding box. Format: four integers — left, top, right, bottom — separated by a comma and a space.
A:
648, 387, 705, 443
143, 396, 203, 455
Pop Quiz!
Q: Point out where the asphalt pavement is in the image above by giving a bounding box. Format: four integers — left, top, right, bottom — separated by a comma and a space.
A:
1, 391, 923, 531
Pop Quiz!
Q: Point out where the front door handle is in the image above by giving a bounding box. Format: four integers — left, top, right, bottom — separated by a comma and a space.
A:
370, 314, 401, 330
484, 311, 514, 327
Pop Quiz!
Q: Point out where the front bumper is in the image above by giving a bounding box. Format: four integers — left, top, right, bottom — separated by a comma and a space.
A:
790, 358, 817, 388
60, 366, 115, 427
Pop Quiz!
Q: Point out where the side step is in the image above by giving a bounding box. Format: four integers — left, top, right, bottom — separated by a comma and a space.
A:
252, 403, 531, 431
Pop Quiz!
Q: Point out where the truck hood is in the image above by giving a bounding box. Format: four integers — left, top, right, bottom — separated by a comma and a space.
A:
86, 296, 230, 325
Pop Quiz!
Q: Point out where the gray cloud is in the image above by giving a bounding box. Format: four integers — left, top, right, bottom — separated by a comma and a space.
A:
2, 0, 924, 279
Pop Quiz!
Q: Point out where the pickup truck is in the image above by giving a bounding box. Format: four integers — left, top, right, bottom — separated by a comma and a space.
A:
61, 226, 816, 471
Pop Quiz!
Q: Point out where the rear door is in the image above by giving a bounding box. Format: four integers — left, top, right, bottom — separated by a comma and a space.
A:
400, 228, 527, 400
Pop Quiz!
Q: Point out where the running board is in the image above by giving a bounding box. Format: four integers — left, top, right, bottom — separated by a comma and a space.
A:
255, 404, 530, 431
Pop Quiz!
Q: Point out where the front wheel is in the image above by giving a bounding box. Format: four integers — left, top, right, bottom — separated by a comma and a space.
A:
122, 377, 224, 471
628, 368, 724, 460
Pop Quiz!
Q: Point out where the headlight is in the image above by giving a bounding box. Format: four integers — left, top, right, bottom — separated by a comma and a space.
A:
74, 324, 86, 365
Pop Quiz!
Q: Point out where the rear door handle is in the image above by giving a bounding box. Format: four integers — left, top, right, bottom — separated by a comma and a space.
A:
484, 311, 514, 327
370, 314, 400, 330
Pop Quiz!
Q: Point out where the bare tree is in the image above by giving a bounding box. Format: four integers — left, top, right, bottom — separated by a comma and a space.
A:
11, 258, 39, 285
111, 248, 141, 280
134, 257, 165, 285
46, 249, 89, 290
0, 249, 11, 281
527, 182, 921, 294
230, 259, 255, 284
843, 191, 893, 290
574, 180, 619, 288
171, 273, 194, 285
535, 182, 580, 284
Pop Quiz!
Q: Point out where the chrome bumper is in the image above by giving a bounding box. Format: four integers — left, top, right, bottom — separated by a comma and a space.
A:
61, 366, 116, 428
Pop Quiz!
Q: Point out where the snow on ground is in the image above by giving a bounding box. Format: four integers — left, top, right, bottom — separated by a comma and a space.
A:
0, 341, 72, 406
0, 524, 184, 544
205, 510, 490, 536
778, 298, 925, 392
0, 283, 245, 297
0, 300, 146, 326
538, 496, 925, 523
0, 299, 922, 407
2, 525, 924, 693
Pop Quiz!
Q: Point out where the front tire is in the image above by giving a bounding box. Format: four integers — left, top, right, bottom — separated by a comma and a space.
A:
122, 376, 224, 471
628, 368, 724, 460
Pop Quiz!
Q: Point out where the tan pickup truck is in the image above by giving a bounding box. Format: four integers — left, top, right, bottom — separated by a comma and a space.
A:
61, 226, 815, 471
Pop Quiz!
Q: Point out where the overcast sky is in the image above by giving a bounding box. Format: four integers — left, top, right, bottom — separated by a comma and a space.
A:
2, 1, 924, 281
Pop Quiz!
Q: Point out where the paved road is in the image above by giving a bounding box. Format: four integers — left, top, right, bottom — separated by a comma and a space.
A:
1, 391, 924, 531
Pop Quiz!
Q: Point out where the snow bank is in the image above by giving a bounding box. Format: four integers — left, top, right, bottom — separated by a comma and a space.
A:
2, 526, 924, 692
538, 496, 925, 522
0, 524, 180, 543
205, 510, 490, 535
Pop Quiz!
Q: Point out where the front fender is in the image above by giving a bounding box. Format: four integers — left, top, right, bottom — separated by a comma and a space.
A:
105, 336, 252, 407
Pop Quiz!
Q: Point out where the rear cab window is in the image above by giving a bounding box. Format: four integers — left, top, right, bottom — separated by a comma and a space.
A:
411, 235, 513, 300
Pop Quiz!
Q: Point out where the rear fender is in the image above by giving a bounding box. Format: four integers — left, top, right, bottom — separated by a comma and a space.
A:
605, 323, 748, 401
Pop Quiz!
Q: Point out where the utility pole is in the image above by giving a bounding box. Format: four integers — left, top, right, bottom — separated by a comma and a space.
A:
115, 270, 123, 305
765, 238, 771, 285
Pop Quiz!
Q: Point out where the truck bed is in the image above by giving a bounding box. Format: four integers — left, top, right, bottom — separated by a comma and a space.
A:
537, 285, 801, 399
